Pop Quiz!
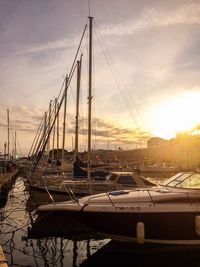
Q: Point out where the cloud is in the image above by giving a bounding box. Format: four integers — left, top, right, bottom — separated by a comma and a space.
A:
0, 105, 45, 134
66, 114, 151, 141
18, 36, 78, 54
0, 103, 150, 154
15, 3, 200, 55
99, 3, 200, 36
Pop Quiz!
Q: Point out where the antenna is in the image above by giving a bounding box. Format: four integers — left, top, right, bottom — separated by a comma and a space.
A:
88, 0, 91, 17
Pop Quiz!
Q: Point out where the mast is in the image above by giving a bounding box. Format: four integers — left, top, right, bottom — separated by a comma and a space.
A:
62, 76, 68, 161
43, 111, 47, 162
57, 101, 60, 162
14, 131, 17, 159
47, 100, 52, 161
52, 98, 57, 162
87, 16, 93, 179
7, 109, 10, 159
4, 142, 7, 162
74, 55, 82, 160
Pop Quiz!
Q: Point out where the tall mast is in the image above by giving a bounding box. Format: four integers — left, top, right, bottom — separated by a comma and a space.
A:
74, 55, 82, 160
7, 109, 10, 159
62, 76, 68, 161
43, 111, 47, 162
57, 101, 60, 162
87, 16, 93, 179
52, 98, 57, 162
47, 100, 52, 161
14, 131, 17, 159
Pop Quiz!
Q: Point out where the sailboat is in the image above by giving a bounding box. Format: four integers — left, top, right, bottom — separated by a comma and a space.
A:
28, 17, 156, 204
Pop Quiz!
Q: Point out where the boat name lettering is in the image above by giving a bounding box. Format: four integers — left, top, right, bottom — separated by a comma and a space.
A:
115, 206, 140, 211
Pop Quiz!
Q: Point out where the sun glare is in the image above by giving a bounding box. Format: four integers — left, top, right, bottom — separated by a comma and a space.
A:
150, 92, 200, 139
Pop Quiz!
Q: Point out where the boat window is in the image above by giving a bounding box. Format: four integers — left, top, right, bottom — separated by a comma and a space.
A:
176, 173, 200, 188
117, 175, 137, 185
163, 172, 185, 185
109, 174, 118, 182
165, 180, 181, 187
109, 190, 129, 196
165, 173, 193, 186
140, 177, 155, 186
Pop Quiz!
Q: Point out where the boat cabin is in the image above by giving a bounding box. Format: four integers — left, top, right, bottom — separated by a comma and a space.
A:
106, 171, 155, 187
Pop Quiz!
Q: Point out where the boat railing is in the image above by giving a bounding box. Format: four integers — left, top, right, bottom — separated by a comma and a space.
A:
61, 180, 96, 196
86, 182, 94, 195
63, 184, 80, 205
147, 189, 156, 206
43, 184, 56, 205
85, 188, 147, 206
105, 192, 115, 207
85, 187, 200, 207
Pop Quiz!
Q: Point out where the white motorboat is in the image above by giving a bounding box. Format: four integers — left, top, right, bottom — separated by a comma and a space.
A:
37, 172, 200, 245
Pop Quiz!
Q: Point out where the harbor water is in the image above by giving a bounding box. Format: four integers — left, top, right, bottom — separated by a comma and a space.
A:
1, 176, 200, 267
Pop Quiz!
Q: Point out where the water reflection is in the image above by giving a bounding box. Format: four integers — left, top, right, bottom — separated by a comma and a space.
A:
0, 177, 109, 266
80, 240, 200, 267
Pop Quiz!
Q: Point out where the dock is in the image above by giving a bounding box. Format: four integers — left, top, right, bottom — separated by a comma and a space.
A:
0, 170, 18, 207
0, 245, 8, 267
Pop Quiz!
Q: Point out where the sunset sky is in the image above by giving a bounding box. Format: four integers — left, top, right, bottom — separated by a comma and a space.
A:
0, 0, 200, 156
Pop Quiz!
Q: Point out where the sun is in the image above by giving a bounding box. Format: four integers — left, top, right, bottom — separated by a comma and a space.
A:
150, 91, 200, 139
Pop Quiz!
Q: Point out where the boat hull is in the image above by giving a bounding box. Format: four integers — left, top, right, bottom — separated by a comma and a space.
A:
51, 209, 200, 244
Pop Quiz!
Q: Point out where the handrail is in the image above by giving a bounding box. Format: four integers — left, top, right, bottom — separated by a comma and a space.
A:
43, 184, 56, 205
147, 189, 155, 206
68, 187, 80, 205
40, 175, 56, 205
62, 184, 80, 205
63, 184, 75, 202
86, 182, 93, 195
106, 192, 115, 207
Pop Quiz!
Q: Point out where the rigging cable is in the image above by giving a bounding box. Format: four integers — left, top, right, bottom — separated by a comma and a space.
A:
93, 20, 150, 146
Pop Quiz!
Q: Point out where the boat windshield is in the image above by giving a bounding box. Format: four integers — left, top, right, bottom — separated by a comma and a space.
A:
107, 173, 118, 181
164, 172, 200, 188
117, 175, 137, 185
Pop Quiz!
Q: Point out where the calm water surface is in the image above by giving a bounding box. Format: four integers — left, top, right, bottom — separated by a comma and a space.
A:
1, 176, 200, 267
0, 177, 109, 266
